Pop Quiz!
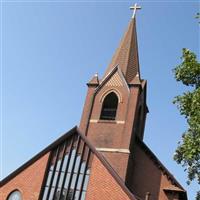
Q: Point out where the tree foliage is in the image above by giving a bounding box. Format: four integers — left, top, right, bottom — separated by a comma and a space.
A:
196, 12, 200, 23
173, 48, 200, 199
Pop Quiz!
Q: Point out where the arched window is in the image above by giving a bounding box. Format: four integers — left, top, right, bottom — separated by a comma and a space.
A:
7, 190, 22, 200
100, 92, 118, 120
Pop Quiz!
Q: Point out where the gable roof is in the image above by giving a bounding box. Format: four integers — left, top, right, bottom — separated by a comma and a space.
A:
95, 65, 131, 94
0, 127, 137, 200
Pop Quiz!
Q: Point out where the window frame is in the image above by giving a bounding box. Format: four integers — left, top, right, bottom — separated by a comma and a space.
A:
100, 92, 119, 121
7, 189, 22, 200
39, 134, 93, 200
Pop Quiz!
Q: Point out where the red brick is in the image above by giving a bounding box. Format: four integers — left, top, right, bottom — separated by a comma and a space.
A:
86, 155, 132, 200
1, 153, 49, 200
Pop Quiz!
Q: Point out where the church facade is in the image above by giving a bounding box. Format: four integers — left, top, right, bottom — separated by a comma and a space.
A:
0, 7, 187, 200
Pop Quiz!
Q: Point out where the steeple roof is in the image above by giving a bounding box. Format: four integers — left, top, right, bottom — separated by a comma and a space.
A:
88, 73, 99, 86
104, 17, 140, 83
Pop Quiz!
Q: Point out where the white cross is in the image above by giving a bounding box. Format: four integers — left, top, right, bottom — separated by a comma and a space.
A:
130, 3, 141, 18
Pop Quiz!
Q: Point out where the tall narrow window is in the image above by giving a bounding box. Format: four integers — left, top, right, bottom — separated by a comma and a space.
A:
100, 92, 118, 120
40, 134, 93, 200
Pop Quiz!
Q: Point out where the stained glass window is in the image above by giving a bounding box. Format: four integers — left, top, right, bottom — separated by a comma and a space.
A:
40, 134, 93, 200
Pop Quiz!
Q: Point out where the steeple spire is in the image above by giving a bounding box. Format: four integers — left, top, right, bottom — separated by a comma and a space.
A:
104, 4, 141, 83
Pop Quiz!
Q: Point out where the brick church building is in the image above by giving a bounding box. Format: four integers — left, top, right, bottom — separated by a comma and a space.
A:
0, 5, 188, 200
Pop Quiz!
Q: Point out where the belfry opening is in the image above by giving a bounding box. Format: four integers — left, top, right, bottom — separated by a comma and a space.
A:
100, 92, 118, 120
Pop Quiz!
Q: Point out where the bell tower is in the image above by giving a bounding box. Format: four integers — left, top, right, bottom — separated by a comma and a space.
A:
79, 5, 148, 183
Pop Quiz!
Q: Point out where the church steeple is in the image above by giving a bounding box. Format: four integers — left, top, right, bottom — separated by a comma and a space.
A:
104, 6, 141, 83
79, 4, 148, 182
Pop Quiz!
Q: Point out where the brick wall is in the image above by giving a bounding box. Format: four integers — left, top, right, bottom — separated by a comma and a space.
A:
129, 142, 183, 200
1, 153, 49, 200
159, 173, 183, 200
86, 155, 132, 200
129, 142, 162, 199
79, 70, 141, 181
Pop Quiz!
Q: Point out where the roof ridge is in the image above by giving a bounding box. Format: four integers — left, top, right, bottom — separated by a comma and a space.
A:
77, 128, 138, 200
0, 126, 77, 186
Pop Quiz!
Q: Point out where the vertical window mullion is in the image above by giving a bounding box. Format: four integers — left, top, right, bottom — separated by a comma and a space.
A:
78, 149, 91, 200
38, 150, 54, 200
71, 142, 86, 200
65, 136, 81, 199
57, 134, 77, 200
45, 145, 61, 200
51, 140, 69, 199
40, 133, 93, 200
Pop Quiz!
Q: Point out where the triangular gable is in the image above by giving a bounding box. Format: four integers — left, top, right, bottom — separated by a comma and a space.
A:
1, 127, 138, 200
39, 128, 138, 200
95, 66, 130, 95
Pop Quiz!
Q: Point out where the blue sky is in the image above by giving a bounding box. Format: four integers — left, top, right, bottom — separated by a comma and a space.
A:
1, 1, 199, 199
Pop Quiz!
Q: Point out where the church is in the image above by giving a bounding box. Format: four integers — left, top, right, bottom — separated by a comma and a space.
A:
0, 5, 188, 200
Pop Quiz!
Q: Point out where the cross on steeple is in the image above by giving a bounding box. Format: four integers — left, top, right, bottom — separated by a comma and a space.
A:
104, 3, 141, 83
130, 3, 141, 18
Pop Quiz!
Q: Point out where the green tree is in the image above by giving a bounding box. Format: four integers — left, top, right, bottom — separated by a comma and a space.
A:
196, 12, 200, 23
173, 48, 200, 199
